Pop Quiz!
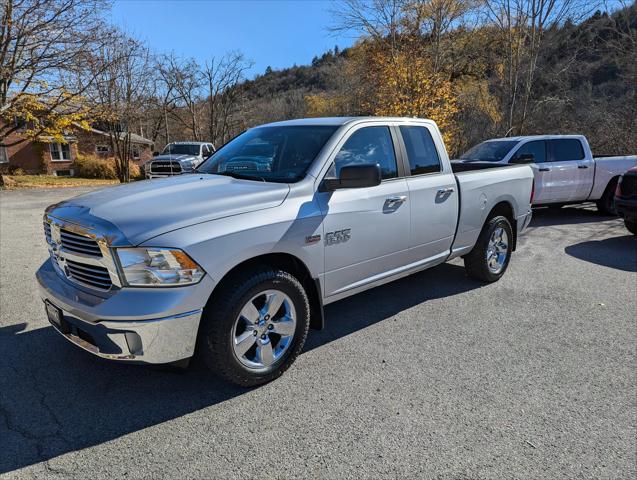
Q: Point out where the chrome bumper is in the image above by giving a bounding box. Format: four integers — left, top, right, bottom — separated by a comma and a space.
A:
37, 259, 213, 364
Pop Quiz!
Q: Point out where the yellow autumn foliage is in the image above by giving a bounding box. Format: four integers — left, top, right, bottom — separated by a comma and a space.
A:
361, 46, 459, 146
2, 92, 92, 143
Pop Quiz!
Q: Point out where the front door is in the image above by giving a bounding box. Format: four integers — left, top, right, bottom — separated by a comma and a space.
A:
510, 140, 552, 204
318, 125, 411, 298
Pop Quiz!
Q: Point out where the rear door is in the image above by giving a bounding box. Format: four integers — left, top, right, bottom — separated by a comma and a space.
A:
397, 125, 458, 264
545, 139, 591, 203
319, 125, 411, 297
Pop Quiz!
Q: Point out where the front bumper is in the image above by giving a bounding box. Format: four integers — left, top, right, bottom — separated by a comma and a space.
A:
615, 197, 637, 221
37, 259, 214, 364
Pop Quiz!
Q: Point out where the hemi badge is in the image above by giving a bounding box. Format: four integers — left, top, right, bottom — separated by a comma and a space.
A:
305, 234, 321, 244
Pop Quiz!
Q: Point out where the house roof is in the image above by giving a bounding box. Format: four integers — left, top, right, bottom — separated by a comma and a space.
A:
88, 127, 154, 146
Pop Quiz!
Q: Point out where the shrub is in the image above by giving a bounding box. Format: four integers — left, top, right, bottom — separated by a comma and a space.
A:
8, 167, 25, 176
128, 161, 144, 180
75, 154, 117, 179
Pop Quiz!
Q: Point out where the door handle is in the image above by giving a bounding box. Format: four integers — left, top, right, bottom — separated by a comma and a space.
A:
385, 195, 407, 207
578, 165, 589, 169
437, 187, 455, 194
538, 167, 551, 172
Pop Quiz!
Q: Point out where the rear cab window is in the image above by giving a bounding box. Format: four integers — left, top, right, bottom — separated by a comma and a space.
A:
548, 139, 585, 162
399, 126, 441, 175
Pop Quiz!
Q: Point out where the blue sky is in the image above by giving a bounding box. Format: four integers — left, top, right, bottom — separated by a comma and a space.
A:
111, 0, 355, 78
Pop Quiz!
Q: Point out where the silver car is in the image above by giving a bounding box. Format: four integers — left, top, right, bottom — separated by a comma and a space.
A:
37, 117, 533, 386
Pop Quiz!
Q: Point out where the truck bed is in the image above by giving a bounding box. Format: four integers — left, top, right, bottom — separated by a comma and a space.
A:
450, 162, 534, 258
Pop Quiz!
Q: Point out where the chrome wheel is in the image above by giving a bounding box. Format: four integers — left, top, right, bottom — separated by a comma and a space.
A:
486, 227, 509, 274
231, 289, 297, 369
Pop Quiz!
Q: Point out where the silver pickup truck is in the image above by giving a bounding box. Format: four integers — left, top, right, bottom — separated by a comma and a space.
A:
146, 141, 215, 179
456, 135, 637, 214
37, 117, 533, 386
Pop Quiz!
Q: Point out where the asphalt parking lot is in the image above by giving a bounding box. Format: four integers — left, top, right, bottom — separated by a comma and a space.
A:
1, 187, 635, 479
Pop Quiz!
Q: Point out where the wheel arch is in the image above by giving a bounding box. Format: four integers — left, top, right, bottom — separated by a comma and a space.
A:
486, 201, 517, 251
205, 252, 324, 331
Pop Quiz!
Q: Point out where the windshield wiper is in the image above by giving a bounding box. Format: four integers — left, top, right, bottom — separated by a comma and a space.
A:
214, 171, 266, 182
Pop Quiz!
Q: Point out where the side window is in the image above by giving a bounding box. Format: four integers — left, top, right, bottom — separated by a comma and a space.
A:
399, 126, 441, 175
512, 140, 546, 163
549, 139, 585, 162
333, 126, 398, 180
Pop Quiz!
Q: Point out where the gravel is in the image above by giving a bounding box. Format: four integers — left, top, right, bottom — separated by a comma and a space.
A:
1, 187, 635, 479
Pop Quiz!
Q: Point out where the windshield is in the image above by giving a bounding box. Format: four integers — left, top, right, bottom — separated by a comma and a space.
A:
198, 125, 338, 183
162, 144, 201, 156
460, 140, 519, 162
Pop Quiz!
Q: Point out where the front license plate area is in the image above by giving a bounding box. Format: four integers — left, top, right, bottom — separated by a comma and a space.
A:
45, 301, 63, 330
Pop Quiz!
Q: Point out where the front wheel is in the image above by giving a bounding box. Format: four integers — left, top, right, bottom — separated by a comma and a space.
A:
625, 218, 637, 235
464, 215, 513, 283
198, 269, 310, 387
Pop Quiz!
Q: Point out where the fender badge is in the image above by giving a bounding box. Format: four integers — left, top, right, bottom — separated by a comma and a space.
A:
305, 234, 321, 244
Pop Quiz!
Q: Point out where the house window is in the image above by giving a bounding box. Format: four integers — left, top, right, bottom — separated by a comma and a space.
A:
131, 145, 140, 159
0, 145, 8, 164
50, 142, 71, 162
96, 145, 110, 155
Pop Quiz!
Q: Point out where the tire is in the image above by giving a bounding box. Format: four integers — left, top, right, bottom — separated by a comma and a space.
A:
464, 215, 513, 283
596, 178, 618, 215
625, 219, 637, 235
198, 268, 310, 387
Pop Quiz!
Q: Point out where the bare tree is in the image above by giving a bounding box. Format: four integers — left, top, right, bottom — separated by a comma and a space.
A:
158, 54, 204, 140
88, 32, 154, 182
330, 0, 405, 53
484, 0, 597, 135
202, 52, 252, 146
0, 0, 111, 145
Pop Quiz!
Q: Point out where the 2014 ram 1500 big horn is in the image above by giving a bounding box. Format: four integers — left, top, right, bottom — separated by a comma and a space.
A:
37, 117, 533, 386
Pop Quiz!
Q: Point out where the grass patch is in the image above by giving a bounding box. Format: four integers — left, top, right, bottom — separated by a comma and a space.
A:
1, 175, 121, 189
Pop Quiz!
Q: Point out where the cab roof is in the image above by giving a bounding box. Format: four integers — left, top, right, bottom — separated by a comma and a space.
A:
259, 116, 436, 128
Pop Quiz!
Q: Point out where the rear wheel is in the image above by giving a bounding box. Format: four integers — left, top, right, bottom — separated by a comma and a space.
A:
198, 268, 310, 387
596, 178, 618, 215
625, 219, 637, 235
464, 215, 513, 283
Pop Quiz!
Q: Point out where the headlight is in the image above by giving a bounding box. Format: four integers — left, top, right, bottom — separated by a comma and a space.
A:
115, 248, 205, 287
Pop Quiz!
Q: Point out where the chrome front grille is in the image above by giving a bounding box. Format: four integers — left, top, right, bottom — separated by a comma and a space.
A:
150, 161, 182, 174
60, 229, 102, 257
44, 223, 52, 243
44, 216, 121, 291
65, 259, 113, 290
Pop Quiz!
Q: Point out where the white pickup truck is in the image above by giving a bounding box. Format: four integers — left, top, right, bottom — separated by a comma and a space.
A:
455, 135, 637, 213
38, 117, 533, 386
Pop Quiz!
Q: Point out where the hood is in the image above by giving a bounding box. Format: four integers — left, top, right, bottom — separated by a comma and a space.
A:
50, 175, 290, 245
152, 154, 200, 163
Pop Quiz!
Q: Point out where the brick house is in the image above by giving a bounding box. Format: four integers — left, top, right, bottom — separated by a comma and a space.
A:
0, 122, 153, 176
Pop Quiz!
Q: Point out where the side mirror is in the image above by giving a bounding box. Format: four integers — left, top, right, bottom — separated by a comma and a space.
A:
510, 153, 535, 164
152, 151, 160, 157
322, 164, 382, 191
